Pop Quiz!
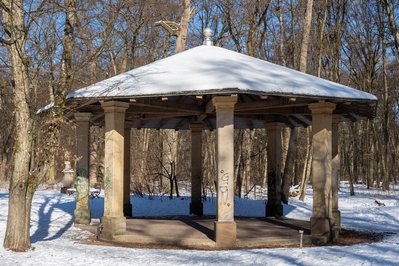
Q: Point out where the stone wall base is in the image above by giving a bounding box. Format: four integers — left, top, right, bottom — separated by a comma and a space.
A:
214, 221, 236, 248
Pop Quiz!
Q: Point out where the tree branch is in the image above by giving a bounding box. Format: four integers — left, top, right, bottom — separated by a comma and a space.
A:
155, 21, 180, 36
0, 36, 12, 45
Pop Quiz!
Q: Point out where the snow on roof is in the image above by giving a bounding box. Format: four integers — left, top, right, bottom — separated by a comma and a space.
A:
67, 45, 377, 102
36, 102, 54, 114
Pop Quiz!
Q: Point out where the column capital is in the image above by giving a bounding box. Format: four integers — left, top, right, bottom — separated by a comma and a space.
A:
101, 101, 130, 113
212, 95, 238, 110
190, 122, 203, 132
265, 122, 285, 130
308, 102, 336, 114
74, 112, 92, 122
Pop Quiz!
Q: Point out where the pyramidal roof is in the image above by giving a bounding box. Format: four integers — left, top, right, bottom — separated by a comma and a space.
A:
67, 45, 376, 102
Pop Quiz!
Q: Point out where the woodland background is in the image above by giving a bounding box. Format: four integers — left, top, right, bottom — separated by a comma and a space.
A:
0, 0, 398, 223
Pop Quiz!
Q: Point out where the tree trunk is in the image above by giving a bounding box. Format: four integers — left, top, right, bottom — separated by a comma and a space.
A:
299, 127, 312, 201
381, 23, 390, 191
277, 0, 286, 66
59, 0, 77, 103
169, 176, 174, 199
4, 184, 35, 251
2, 0, 35, 251
292, 0, 314, 203
281, 128, 290, 174
317, 0, 328, 78
262, 144, 268, 188
281, 128, 298, 204
235, 158, 243, 198
234, 130, 244, 196
175, 0, 192, 53
242, 130, 254, 195
368, 142, 374, 189
349, 123, 356, 195
382, 0, 399, 61
0, 153, 8, 183
299, 0, 314, 73
290, 0, 297, 68
163, 33, 171, 58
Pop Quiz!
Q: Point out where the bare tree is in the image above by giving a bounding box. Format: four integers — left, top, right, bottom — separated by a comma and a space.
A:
1, 0, 36, 251
382, 0, 399, 61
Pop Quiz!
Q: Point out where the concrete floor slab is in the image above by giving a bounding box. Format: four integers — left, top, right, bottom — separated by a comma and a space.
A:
79, 217, 312, 250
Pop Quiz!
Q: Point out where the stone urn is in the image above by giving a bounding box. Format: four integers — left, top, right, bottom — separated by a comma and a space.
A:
62, 161, 75, 188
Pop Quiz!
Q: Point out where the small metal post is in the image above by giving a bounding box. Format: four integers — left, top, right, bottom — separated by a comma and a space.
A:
299, 230, 304, 248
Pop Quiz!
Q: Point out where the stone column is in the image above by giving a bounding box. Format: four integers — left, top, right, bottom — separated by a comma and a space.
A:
265, 122, 284, 218
123, 121, 132, 217
308, 102, 336, 240
101, 101, 130, 239
74, 112, 92, 225
213, 95, 237, 248
190, 122, 203, 216
332, 115, 341, 239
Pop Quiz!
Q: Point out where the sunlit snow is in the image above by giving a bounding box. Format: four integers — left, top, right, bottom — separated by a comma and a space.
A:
0, 183, 398, 266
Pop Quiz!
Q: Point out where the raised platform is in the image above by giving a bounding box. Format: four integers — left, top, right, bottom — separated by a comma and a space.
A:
79, 217, 312, 250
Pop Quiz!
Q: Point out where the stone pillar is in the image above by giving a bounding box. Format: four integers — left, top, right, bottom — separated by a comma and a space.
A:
123, 121, 132, 217
265, 122, 284, 218
308, 102, 336, 240
213, 95, 237, 248
332, 115, 341, 239
190, 122, 203, 216
101, 101, 130, 239
74, 112, 92, 225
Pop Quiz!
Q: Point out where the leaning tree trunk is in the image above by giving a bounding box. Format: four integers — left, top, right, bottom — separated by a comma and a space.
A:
299, 127, 312, 201
2, 0, 35, 251
281, 0, 314, 204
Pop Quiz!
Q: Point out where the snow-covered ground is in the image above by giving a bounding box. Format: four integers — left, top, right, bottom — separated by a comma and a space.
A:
0, 183, 398, 266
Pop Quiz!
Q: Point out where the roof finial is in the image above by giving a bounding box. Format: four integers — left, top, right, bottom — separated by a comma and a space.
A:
203, 28, 213, 46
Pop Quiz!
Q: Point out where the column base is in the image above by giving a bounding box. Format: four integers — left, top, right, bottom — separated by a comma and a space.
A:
100, 216, 126, 240
74, 208, 91, 225
332, 210, 341, 229
266, 202, 283, 218
332, 210, 341, 241
311, 216, 331, 238
190, 202, 203, 216
214, 221, 236, 248
123, 203, 133, 217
